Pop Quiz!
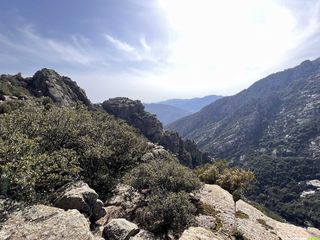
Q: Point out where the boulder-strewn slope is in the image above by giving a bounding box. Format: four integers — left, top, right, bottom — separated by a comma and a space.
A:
102, 97, 211, 168
2, 183, 319, 240
168, 59, 320, 227
0, 68, 91, 106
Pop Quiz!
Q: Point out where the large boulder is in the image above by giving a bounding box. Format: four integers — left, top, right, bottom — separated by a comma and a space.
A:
54, 181, 102, 219
0, 205, 97, 240
103, 218, 140, 240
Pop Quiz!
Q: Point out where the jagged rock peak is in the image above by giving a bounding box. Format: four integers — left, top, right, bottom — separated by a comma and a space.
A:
29, 68, 91, 106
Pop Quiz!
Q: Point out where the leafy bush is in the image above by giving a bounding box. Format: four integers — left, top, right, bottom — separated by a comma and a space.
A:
0, 101, 148, 202
125, 159, 202, 193
125, 159, 202, 234
194, 160, 255, 195
136, 192, 196, 234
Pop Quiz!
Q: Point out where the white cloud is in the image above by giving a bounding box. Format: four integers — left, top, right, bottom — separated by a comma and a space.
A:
140, 36, 151, 52
104, 34, 135, 52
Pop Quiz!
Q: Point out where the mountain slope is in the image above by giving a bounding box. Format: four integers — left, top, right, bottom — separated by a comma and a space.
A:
168, 58, 320, 228
159, 95, 223, 113
144, 103, 191, 125
168, 59, 320, 157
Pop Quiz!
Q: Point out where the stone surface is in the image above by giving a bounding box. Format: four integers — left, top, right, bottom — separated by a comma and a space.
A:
196, 215, 216, 231
54, 181, 98, 217
236, 199, 320, 240
198, 184, 320, 240
129, 230, 159, 240
93, 199, 106, 220
179, 227, 227, 240
0, 204, 97, 240
103, 218, 140, 240
198, 184, 235, 233
106, 184, 143, 212
96, 206, 126, 226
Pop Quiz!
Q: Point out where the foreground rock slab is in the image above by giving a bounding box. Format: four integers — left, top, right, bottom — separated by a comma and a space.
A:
103, 218, 140, 240
179, 227, 227, 240
0, 205, 97, 240
236, 199, 320, 240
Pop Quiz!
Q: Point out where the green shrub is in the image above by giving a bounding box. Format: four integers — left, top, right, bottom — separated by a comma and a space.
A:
0, 101, 148, 202
125, 159, 202, 234
124, 159, 202, 194
136, 192, 196, 234
194, 160, 255, 194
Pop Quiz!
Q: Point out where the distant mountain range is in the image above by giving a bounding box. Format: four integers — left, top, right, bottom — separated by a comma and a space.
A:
144, 95, 222, 125
168, 58, 320, 228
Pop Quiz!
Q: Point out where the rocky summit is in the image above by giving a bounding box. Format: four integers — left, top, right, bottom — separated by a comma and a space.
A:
0, 68, 91, 106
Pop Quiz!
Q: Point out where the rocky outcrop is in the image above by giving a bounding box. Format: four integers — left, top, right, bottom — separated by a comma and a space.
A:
54, 181, 105, 220
197, 184, 320, 240
102, 97, 211, 168
0, 69, 91, 106
0, 205, 98, 240
29, 69, 91, 106
102, 97, 163, 142
103, 218, 140, 240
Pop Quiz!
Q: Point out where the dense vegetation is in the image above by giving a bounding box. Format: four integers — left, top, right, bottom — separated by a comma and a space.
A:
0, 99, 149, 202
246, 155, 320, 228
0, 98, 204, 235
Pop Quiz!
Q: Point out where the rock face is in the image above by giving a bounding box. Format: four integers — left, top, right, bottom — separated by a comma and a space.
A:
102, 97, 211, 168
0, 205, 97, 240
29, 69, 91, 106
102, 97, 163, 142
103, 218, 140, 240
168, 58, 320, 227
54, 181, 104, 219
0, 69, 91, 106
179, 227, 227, 240
197, 184, 320, 240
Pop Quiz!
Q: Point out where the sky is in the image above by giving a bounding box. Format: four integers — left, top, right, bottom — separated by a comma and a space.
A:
0, 0, 320, 102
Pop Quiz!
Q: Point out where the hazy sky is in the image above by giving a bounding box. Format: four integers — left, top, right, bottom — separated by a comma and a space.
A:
1, 0, 320, 102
